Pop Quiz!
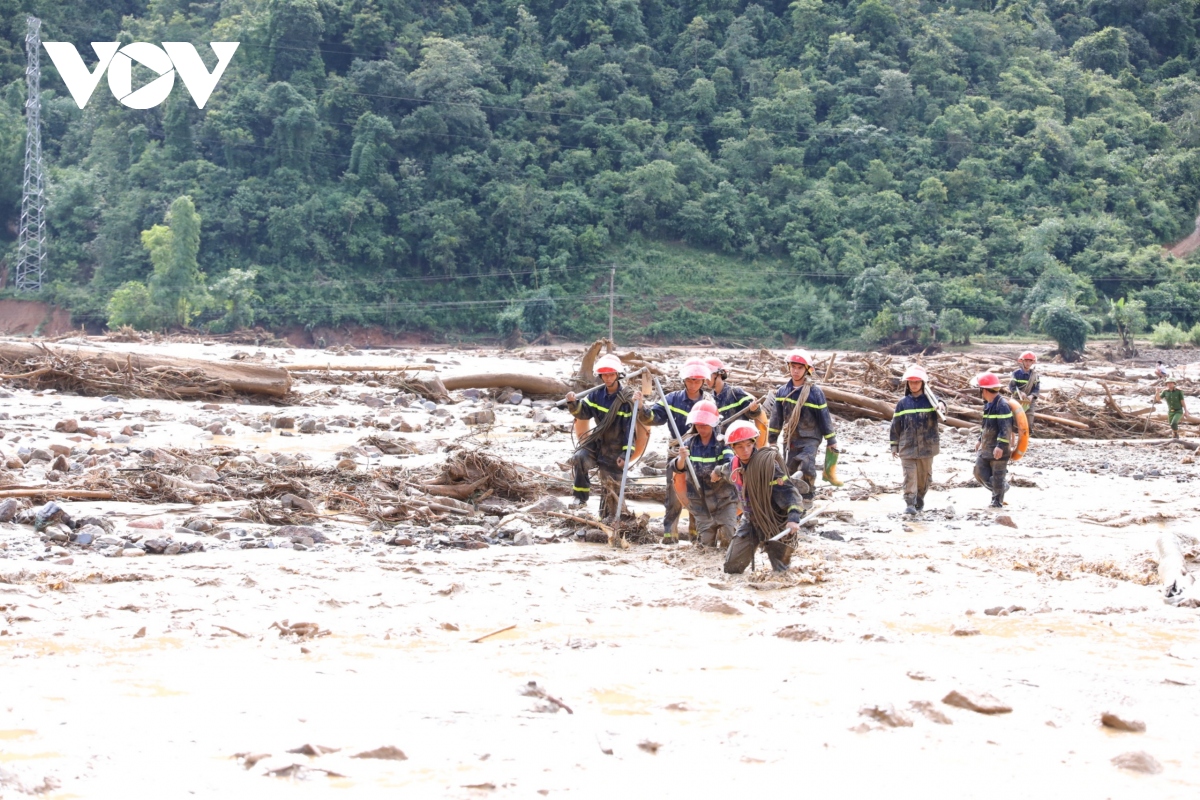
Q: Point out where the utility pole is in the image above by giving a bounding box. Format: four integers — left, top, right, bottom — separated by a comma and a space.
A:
15, 16, 46, 293
608, 267, 615, 342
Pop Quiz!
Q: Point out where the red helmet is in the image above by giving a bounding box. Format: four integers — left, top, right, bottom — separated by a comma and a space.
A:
705, 357, 726, 374
975, 372, 1002, 390
686, 399, 720, 427
680, 361, 710, 381
786, 349, 813, 367
1019, 352, 1036, 362
901, 365, 928, 383
594, 354, 623, 375
725, 421, 758, 445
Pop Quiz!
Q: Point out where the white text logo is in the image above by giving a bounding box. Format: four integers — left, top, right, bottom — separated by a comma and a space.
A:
43, 42, 239, 110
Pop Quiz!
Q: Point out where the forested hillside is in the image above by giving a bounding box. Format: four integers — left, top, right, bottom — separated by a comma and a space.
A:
2, 0, 1200, 349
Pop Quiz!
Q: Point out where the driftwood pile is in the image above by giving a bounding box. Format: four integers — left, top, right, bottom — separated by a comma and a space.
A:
0, 343, 292, 401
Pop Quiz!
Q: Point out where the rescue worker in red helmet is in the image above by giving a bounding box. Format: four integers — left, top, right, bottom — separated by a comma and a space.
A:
715, 421, 802, 573
642, 359, 712, 542
973, 372, 1012, 508
564, 354, 639, 515
889, 364, 943, 515
768, 349, 838, 509
706, 357, 761, 423
1008, 352, 1040, 433
675, 399, 738, 548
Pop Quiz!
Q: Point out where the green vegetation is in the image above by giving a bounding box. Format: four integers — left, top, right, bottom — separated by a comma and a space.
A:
1, 0, 1200, 344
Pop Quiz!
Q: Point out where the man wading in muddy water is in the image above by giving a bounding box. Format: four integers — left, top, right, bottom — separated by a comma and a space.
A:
718, 421, 802, 574
643, 359, 712, 542
675, 399, 738, 549
889, 364, 944, 515
973, 372, 1012, 508
565, 354, 639, 517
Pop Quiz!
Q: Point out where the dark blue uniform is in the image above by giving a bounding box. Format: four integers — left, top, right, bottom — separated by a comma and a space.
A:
644, 388, 708, 537
974, 394, 1013, 507
567, 384, 634, 509
767, 380, 837, 499
890, 390, 941, 511
680, 433, 737, 547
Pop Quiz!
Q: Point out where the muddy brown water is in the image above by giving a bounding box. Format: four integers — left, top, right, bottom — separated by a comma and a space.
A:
1, 340, 1199, 796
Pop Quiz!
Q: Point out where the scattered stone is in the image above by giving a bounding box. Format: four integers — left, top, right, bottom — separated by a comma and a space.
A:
297, 419, 317, 434
508, 392, 524, 405
352, 746, 407, 761
775, 625, 829, 642
272, 416, 295, 429
0, 498, 19, 523
54, 419, 78, 433
995, 515, 1017, 528
1101, 712, 1146, 732
942, 689, 1012, 715
951, 625, 981, 636
181, 517, 214, 533
120, 548, 147, 557
280, 494, 317, 514
859, 704, 913, 728
909, 701, 953, 724
70, 525, 103, 545
28, 448, 52, 462
141, 538, 170, 554
55, 558, 74, 565
512, 530, 536, 546
637, 740, 661, 755
361, 395, 387, 408
689, 597, 743, 615
906, 671, 932, 681
336, 458, 356, 471
1111, 751, 1162, 774
184, 464, 220, 482
33, 501, 72, 532
128, 518, 164, 530
3, 457, 22, 470
462, 409, 496, 426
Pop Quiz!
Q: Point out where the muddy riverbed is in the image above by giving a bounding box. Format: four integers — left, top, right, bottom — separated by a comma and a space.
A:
1, 338, 1198, 797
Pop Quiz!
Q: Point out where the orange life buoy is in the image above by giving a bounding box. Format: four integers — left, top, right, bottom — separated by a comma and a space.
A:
1005, 398, 1030, 461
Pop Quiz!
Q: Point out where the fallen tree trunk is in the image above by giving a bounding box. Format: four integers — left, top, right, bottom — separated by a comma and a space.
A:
0, 489, 114, 500
284, 364, 434, 372
822, 386, 972, 430
441, 373, 571, 397
0, 343, 291, 398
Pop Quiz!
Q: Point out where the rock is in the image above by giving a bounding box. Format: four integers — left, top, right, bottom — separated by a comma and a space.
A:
1101, 712, 1146, 732
532, 410, 549, 424
55, 558, 74, 565
859, 704, 913, 728
508, 392, 524, 405
0, 498, 19, 523
184, 464, 220, 482
28, 448, 52, 462
120, 548, 147, 557
44, 530, 69, 543
48, 454, 69, 472
462, 409, 496, 426
142, 538, 170, 554
461, 389, 481, 400
278, 525, 330, 543
55, 419, 78, 433
128, 518, 164, 530
513, 530, 536, 546
352, 746, 408, 761
75, 517, 113, 533
272, 416, 295, 429
281, 494, 317, 514
994, 515, 1017, 528
49, 444, 70, 456
4, 457, 22, 470
96, 535, 123, 547
909, 701, 953, 724
101, 395, 120, 402
523, 495, 566, 513
942, 690, 1011, 715
33, 501, 72, 532
297, 419, 318, 434
775, 625, 829, 642
181, 516, 213, 532
583, 529, 609, 543
423, 401, 437, 412
1111, 751, 1162, 774
951, 625, 981, 636
1133, 472, 1145, 481
70, 525, 103, 545
689, 597, 743, 615
336, 458, 356, 471
361, 395, 387, 408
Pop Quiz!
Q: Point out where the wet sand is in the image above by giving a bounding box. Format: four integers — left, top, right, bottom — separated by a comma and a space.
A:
1, 340, 1198, 797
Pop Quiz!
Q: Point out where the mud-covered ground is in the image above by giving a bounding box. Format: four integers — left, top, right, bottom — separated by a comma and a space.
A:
1, 339, 1198, 798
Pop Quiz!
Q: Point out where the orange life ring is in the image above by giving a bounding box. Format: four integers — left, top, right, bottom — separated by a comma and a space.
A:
573, 417, 651, 465
1005, 398, 1030, 461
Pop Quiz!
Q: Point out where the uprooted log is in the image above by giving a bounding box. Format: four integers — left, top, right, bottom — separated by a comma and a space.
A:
441, 373, 572, 398
0, 342, 291, 399
821, 386, 975, 430
284, 364, 435, 372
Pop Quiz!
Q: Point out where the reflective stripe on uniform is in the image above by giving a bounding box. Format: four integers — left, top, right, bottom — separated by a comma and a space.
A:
718, 397, 750, 412
584, 398, 610, 413
893, 407, 935, 417
688, 455, 718, 463
982, 413, 1013, 419
778, 396, 798, 405
803, 402, 827, 410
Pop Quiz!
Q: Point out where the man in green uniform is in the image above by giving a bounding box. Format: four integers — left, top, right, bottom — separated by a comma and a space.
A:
1157, 379, 1186, 439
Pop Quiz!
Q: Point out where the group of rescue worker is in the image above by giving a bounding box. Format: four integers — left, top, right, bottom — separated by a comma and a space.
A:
560, 347, 1175, 575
